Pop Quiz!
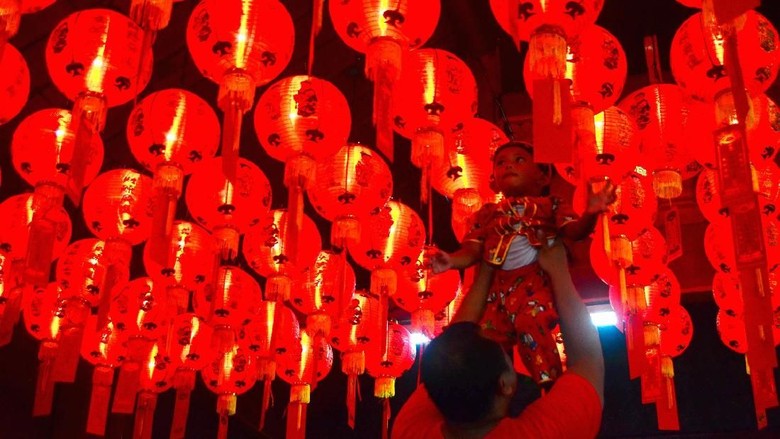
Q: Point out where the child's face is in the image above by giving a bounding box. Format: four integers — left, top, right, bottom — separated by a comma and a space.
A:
492, 146, 545, 197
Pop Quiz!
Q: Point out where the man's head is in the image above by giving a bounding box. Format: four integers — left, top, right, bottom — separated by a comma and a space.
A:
490, 141, 551, 197
421, 322, 517, 424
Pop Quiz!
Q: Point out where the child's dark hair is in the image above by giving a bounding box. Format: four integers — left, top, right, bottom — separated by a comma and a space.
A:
492, 141, 552, 178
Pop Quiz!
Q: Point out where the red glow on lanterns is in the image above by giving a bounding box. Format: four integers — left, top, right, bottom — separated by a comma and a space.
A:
0, 43, 29, 125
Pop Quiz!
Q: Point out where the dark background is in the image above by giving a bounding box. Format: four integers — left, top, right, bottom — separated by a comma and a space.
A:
1, 0, 780, 437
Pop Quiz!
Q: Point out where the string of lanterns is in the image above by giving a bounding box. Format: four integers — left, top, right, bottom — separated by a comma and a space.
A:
0, 0, 778, 437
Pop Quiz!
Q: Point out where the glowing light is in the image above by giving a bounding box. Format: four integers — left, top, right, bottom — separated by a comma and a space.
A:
423, 59, 436, 105
50, 315, 61, 339
265, 302, 276, 352
383, 203, 400, 261
299, 332, 310, 381
378, 0, 389, 36
147, 343, 159, 380
590, 311, 618, 327
234, 0, 254, 69
86, 16, 110, 93
409, 332, 430, 345
594, 111, 605, 154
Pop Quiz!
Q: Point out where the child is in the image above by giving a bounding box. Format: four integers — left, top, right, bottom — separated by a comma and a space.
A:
431, 141, 615, 386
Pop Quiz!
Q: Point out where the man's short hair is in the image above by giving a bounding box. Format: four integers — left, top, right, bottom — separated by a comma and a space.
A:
421, 322, 510, 423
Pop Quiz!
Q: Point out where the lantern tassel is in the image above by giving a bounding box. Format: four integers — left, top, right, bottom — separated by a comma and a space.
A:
218, 70, 255, 183
52, 299, 90, 383
367, 38, 402, 162
286, 402, 308, 439
32, 341, 58, 416
0, 286, 22, 347
382, 398, 391, 439
171, 369, 196, 439
86, 365, 115, 436
112, 363, 141, 414
347, 374, 357, 429
221, 105, 243, 184
67, 93, 107, 205
217, 394, 237, 439
259, 378, 273, 431
133, 391, 158, 439
149, 165, 184, 266
307, 0, 325, 76
96, 240, 132, 330
25, 183, 65, 287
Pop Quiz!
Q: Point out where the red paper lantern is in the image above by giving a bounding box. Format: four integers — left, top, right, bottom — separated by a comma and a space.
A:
20, 0, 56, 14
695, 168, 729, 225
670, 10, 780, 103
254, 75, 351, 162
168, 313, 216, 372
23, 282, 61, 342
392, 49, 478, 181
619, 84, 693, 199
46, 8, 152, 106
307, 143, 393, 249
185, 157, 272, 257
243, 209, 322, 301
350, 200, 426, 272
717, 309, 747, 354
703, 221, 736, 274
490, 0, 603, 45
83, 169, 154, 246
712, 272, 743, 316
290, 250, 356, 327
143, 221, 216, 311
193, 266, 261, 346
590, 226, 666, 287
201, 344, 258, 439
329, 0, 440, 158
12, 108, 104, 189
110, 277, 171, 341
660, 305, 693, 358
128, 88, 219, 174
0, 193, 72, 261
56, 239, 115, 308
644, 269, 682, 326
134, 340, 174, 439
0, 43, 29, 125
557, 106, 640, 184
524, 24, 626, 114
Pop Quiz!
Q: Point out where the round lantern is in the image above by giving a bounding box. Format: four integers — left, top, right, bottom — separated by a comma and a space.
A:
56, 238, 115, 308
193, 265, 261, 353
392, 49, 478, 190
432, 118, 502, 205
290, 250, 357, 331
329, 0, 440, 157
201, 344, 258, 439
80, 316, 127, 436
0, 193, 72, 262
307, 143, 394, 249
670, 10, 780, 103
0, 43, 29, 125
243, 209, 322, 301
133, 340, 174, 439
185, 157, 272, 258
167, 313, 216, 439
12, 108, 104, 189
46, 8, 152, 106
186, 0, 294, 179
83, 169, 154, 246
254, 75, 351, 163
619, 84, 693, 199
557, 105, 640, 184
366, 321, 416, 439
712, 272, 743, 316
524, 24, 627, 114
644, 269, 682, 326
22, 282, 62, 416
703, 221, 736, 274
659, 305, 693, 358
128, 88, 219, 174
238, 300, 299, 430
277, 330, 334, 439
110, 277, 171, 341
143, 220, 216, 312
695, 168, 730, 225
717, 309, 747, 354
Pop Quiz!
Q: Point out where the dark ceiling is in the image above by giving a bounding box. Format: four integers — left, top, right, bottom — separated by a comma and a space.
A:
1, 0, 780, 438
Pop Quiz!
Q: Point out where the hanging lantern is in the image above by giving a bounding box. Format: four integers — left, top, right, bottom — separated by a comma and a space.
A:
143, 221, 216, 313
290, 250, 357, 335
129, 0, 174, 107
330, 290, 383, 429
620, 84, 693, 199
524, 24, 627, 114
748, 95, 780, 171
80, 316, 127, 436
167, 313, 216, 439
277, 330, 334, 439
365, 321, 416, 439
238, 300, 299, 430
393, 49, 477, 202
0, 1, 21, 57
201, 344, 258, 439
717, 309, 748, 354
0, 43, 29, 125
133, 340, 174, 439
110, 277, 172, 342
243, 209, 322, 302
670, 9, 780, 102
128, 88, 220, 263
185, 157, 272, 260
0, 248, 21, 347
703, 221, 736, 274
46, 8, 152, 200
194, 265, 261, 354
329, 0, 440, 159
350, 200, 426, 296
712, 272, 744, 316
307, 143, 393, 250
186, 0, 294, 179
644, 270, 683, 326
660, 305, 693, 358
22, 282, 62, 416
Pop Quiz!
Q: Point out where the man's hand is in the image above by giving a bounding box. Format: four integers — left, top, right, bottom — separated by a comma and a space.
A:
586, 179, 617, 215
429, 251, 452, 274
537, 237, 569, 277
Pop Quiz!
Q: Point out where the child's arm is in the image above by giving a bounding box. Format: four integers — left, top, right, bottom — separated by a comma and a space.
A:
450, 262, 495, 324
559, 180, 617, 241
430, 240, 481, 273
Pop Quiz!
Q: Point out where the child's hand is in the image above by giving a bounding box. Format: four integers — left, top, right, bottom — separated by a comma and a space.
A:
429, 251, 452, 274
586, 179, 617, 215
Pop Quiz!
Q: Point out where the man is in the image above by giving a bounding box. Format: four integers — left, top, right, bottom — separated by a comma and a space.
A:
392, 239, 604, 438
